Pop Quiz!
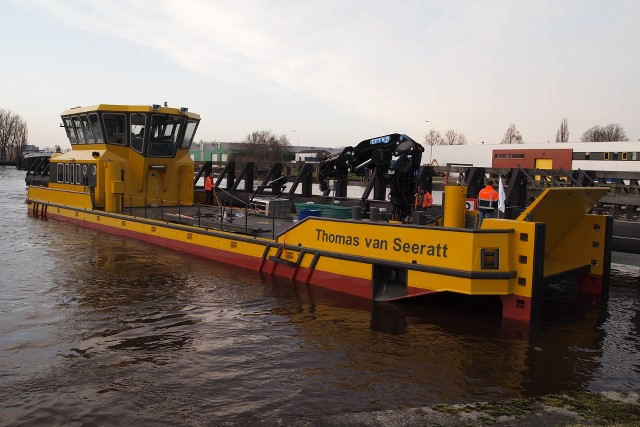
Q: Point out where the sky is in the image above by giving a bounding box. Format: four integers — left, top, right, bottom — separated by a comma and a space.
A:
1, 0, 639, 150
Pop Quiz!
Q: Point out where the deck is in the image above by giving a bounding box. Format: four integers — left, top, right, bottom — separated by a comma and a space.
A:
122, 204, 296, 239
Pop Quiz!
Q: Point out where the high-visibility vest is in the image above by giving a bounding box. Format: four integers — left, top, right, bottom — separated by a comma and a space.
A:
205, 176, 215, 191
414, 191, 433, 210
477, 185, 498, 212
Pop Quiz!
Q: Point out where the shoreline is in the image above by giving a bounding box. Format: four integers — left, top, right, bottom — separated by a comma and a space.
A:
223, 391, 640, 426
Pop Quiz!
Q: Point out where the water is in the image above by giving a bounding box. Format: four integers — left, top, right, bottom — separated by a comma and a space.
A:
1, 166, 639, 425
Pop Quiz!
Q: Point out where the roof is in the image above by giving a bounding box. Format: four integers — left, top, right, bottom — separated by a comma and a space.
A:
60, 104, 201, 120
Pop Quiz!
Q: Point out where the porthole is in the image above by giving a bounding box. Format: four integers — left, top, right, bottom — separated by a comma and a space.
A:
92, 165, 97, 175
82, 164, 87, 175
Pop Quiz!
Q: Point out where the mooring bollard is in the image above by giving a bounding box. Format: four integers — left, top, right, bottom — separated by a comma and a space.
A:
412, 210, 424, 225
352, 206, 362, 220
369, 207, 379, 222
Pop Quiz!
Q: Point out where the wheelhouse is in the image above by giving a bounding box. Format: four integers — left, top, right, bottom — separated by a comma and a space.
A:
60, 104, 200, 158
42, 104, 202, 209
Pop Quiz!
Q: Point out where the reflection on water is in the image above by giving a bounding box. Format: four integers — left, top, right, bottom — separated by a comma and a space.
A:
1, 166, 639, 425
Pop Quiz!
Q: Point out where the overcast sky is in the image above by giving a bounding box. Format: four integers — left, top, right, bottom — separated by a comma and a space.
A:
2, 0, 639, 150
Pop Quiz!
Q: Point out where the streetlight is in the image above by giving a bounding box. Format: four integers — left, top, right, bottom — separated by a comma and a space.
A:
425, 120, 433, 164
292, 130, 299, 162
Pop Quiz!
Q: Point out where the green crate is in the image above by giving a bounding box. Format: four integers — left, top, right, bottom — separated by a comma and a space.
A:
295, 203, 353, 219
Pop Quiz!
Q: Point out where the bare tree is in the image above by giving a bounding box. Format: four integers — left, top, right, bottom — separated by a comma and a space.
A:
239, 130, 291, 167
0, 109, 16, 161
0, 109, 28, 163
555, 117, 569, 142
501, 124, 523, 144
443, 130, 467, 145
580, 123, 628, 142
424, 129, 443, 147
10, 120, 28, 162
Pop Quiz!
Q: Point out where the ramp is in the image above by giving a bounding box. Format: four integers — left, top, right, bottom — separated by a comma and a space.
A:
516, 187, 609, 254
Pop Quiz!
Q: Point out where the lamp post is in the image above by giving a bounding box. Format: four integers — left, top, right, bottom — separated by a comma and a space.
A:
292, 130, 299, 162
425, 120, 433, 164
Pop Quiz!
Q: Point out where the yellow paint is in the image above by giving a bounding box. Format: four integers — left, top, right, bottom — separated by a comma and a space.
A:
482, 219, 541, 298
26, 104, 613, 321
28, 186, 94, 210
535, 158, 553, 169
40, 203, 270, 262
517, 187, 608, 253
279, 218, 523, 296
547, 214, 609, 276
104, 161, 123, 212
48, 104, 197, 210
443, 184, 466, 228
27, 182, 611, 308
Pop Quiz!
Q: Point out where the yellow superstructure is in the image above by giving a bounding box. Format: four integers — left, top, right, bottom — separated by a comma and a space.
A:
29, 104, 200, 211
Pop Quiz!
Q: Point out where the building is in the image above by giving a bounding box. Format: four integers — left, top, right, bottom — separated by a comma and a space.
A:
189, 143, 338, 165
189, 142, 236, 163
430, 141, 640, 172
295, 149, 332, 163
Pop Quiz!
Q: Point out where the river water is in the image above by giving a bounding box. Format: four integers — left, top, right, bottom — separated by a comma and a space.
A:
1, 166, 639, 426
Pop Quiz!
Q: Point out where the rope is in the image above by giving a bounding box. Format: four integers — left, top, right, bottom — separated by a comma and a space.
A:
215, 187, 249, 207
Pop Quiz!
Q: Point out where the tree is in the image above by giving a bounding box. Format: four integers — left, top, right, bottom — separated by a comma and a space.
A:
10, 120, 28, 162
501, 124, 523, 144
424, 129, 443, 147
0, 109, 29, 163
443, 130, 467, 145
555, 117, 569, 142
580, 123, 628, 142
239, 130, 291, 167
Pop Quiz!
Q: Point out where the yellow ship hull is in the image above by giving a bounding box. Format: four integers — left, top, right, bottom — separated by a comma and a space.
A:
27, 186, 612, 325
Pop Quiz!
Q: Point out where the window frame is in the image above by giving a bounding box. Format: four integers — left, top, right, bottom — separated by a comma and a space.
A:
102, 113, 128, 146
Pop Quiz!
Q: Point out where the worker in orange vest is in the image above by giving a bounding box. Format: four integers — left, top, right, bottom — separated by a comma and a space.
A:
414, 185, 433, 211
204, 172, 216, 205
477, 179, 499, 225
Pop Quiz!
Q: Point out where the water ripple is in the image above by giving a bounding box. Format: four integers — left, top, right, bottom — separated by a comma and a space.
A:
1, 166, 639, 425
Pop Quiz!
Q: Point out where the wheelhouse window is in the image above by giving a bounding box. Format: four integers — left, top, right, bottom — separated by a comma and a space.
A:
57, 163, 64, 182
89, 113, 104, 144
72, 116, 86, 144
148, 114, 183, 157
130, 113, 146, 154
63, 117, 78, 145
80, 115, 95, 144
103, 113, 127, 145
181, 119, 199, 149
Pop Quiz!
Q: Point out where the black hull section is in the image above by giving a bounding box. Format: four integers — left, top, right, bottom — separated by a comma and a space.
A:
612, 220, 640, 254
